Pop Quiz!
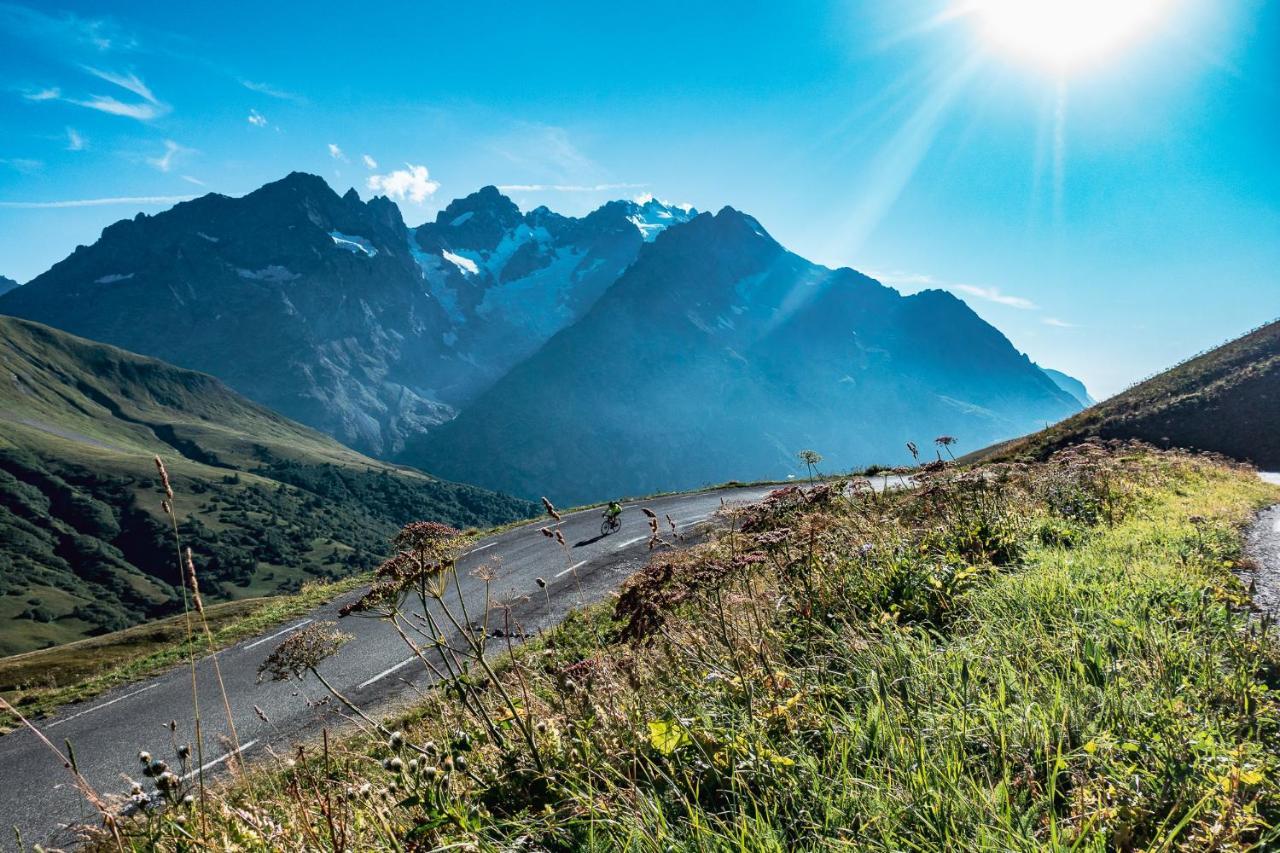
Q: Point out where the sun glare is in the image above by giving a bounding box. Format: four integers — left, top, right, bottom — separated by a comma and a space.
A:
970, 0, 1167, 71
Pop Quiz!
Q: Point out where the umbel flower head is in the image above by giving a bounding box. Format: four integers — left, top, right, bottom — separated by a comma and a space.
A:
258, 622, 351, 682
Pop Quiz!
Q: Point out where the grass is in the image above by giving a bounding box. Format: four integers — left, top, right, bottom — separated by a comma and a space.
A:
0, 575, 367, 734
73, 442, 1280, 851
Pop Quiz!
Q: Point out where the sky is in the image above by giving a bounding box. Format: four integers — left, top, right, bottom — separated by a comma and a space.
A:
0, 0, 1276, 398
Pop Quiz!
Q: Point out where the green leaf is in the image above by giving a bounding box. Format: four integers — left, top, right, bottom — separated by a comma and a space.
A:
648, 719, 690, 755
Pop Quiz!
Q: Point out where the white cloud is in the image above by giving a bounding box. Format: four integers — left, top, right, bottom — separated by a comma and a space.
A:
181, 175, 205, 186
240, 79, 303, 102
632, 192, 654, 204
247, 109, 267, 127
866, 270, 1038, 310
496, 182, 646, 193
367, 164, 439, 203
65, 127, 85, 151
1043, 317, 1078, 328
327, 143, 347, 162
362, 154, 377, 169
68, 94, 165, 120
951, 284, 1037, 310
42, 67, 171, 121
146, 139, 187, 173
82, 67, 156, 103
0, 195, 195, 209
0, 158, 43, 174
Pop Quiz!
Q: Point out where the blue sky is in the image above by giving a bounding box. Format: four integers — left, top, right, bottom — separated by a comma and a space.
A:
1, 1, 1276, 397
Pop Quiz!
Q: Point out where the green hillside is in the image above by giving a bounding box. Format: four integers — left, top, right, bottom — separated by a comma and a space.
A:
967, 319, 1280, 467
0, 316, 535, 655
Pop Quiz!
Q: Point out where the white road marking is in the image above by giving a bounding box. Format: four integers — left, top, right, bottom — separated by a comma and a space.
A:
467, 542, 496, 555
243, 619, 313, 651
358, 656, 416, 690
556, 560, 588, 579
46, 683, 160, 729
181, 739, 258, 781
615, 535, 647, 550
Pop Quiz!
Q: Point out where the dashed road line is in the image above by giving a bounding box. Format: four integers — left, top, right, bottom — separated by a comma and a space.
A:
182, 739, 258, 781
615, 535, 647, 550
358, 656, 417, 690
46, 683, 160, 729
467, 542, 496, 555
244, 619, 313, 651
555, 560, 588, 579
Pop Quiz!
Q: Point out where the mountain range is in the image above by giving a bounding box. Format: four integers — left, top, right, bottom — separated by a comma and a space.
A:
1, 173, 1087, 505
0, 277, 18, 298
0, 174, 693, 457
400, 207, 1083, 503
0, 316, 533, 654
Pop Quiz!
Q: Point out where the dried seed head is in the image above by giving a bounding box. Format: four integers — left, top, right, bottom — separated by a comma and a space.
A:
641, 508, 657, 519
535, 577, 546, 588
541, 497, 561, 521
257, 622, 351, 682
154, 456, 174, 500
138, 751, 152, 765
184, 548, 204, 614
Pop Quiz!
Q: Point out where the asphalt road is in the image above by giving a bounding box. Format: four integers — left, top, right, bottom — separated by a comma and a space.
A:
1244, 472, 1280, 618
0, 482, 822, 849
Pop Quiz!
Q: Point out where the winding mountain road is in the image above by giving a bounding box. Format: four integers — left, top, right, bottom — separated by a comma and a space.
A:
0, 481, 843, 849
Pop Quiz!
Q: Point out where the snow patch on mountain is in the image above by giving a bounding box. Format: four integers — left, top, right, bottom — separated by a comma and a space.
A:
94, 273, 134, 284
330, 231, 378, 257
442, 250, 479, 276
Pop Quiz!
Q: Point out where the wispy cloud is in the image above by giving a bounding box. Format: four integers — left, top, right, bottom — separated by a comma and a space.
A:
1042, 317, 1078, 328
0, 195, 194, 209
867, 270, 1038, 310
241, 79, 303, 103
69, 94, 165, 120
0, 158, 43, 174
327, 143, 347, 162
950, 284, 1037, 310
146, 139, 188, 172
82, 66, 155, 102
496, 182, 648, 193
35, 67, 171, 121
65, 127, 85, 151
247, 108, 267, 127
0, 4, 133, 52
367, 164, 439, 203
362, 154, 378, 169
181, 175, 205, 186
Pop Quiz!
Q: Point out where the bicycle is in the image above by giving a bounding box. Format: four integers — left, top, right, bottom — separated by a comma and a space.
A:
600, 513, 621, 536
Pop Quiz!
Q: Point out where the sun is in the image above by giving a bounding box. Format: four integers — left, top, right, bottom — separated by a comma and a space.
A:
968, 0, 1168, 71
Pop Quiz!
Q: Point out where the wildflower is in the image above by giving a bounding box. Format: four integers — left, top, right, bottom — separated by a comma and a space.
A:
177, 744, 190, 761
408, 758, 419, 773
423, 740, 437, 754
535, 721, 548, 735
394, 521, 463, 551
138, 751, 152, 765
156, 771, 180, 791
383, 756, 405, 774
182, 794, 196, 807
130, 782, 144, 795
388, 731, 405, 751
454, 755, 468, 772
423, 765, 438, 780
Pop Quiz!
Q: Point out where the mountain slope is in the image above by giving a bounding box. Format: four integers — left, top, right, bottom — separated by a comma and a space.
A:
968, 319, 1280, 467
1039, 367, 1094, 407
0, 277, 17, 297
0, 176, 693, 457
0, 316, 534, 654
400, 208, 1082, 504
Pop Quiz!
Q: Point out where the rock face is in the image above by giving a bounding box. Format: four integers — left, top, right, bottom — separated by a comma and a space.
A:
0, 173, 455, 456
0, 175, 693, 457
409, 188, 695, 395
399, 207, 1083, 504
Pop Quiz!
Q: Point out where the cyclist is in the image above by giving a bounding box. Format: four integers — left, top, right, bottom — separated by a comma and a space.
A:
604, 500, 623, 522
